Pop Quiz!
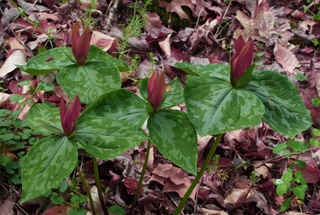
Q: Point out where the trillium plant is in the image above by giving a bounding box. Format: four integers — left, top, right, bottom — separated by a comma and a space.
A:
173, 35, 312, 214
18, 25, 312, 214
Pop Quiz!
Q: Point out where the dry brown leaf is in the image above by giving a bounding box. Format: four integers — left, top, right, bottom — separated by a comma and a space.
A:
0, 92, 11, 107
158, 34, 171, 58
0, 198, 14, 215
158, 0, 195, 20
274, 41, 300, 73
90, 31, 119, 52
0, 37, 27, 77
234, 9, 291, 41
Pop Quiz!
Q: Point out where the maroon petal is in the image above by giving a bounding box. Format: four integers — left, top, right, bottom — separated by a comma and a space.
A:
60, 95, 81, 136
147, 72, 157, 103
72, 22, 80, 59
151, 71, 165, 110
74, 24, 91, 65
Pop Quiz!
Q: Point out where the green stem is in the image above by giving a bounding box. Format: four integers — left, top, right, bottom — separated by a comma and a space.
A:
128, 139, 151, 215
76, 163, 96, 215
93, 157, 109, 215
173, 133, 223, 215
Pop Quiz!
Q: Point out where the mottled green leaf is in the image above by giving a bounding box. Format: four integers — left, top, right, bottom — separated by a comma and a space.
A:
184, 76, 265, 136
75, 116, 148, 160
162, 77, 184, 108
17, 48, 75, 75
80, 89, 148, 126
21, 136, 78, 203
139, 77, 149, 101
88, 45, 130, 72
147, 110, 198, 174
174, 61, 230, 81
27, 102, 62, 136
57, 61, 121, 104
246, 71, 312, 136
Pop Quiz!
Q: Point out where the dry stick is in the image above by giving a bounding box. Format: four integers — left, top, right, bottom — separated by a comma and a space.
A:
128, 139, 152, 215
92, 157, 109, 215
256, 147, 318, 169
76, 163, 96, 215
0, 7, 34, 57
105, 0, 120, 30
214, 0, 233, 37
193, 176, 203, 215
173, 133, 223, 215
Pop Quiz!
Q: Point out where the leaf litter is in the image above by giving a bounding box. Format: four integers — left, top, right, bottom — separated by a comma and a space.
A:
0, 0, 320, 214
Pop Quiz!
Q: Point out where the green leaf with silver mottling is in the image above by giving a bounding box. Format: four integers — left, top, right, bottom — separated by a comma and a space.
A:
21, 136, 77, 203
80, 89, 148, 126
246, 71, 312, 136
174, 61, 230, 81
27, 102, 62, 136
184, 76, 265, 136
147, 110, 198, 175
75, 116, 148, 160
88, 45, 130, 72
16, 48, 74, 75
162, 77, 184, 108
57, 61, 121, 104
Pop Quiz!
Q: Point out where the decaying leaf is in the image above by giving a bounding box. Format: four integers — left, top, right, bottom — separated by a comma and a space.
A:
274, 41, 301, 73
0, 37, 27, 77
158, 0, 195, 20
149, 164, 197, 201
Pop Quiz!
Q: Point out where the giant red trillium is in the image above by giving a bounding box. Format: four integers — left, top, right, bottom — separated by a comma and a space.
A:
60, 95, 81, 137
230, 35, 254, 87
72, 21, 90, 65
148, 71, 166, 112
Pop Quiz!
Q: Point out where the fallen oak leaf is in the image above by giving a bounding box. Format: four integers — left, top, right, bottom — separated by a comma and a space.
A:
149, 164, 197, 201
274, 40, 301, 73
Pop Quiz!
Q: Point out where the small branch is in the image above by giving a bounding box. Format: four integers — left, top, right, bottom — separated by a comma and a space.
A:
76, 163, 96, 215
0, 7, 34, 57
93, 157, 109, 215
105, 0, 120, 30
215, 0, 233, 37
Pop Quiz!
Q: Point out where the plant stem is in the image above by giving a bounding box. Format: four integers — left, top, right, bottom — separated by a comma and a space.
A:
76, 163, 96, 215
128, 139, 151, 215
173, 133, 223, 215
93, 156, 109, 215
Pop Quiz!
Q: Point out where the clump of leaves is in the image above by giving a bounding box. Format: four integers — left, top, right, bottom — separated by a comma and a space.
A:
272, 129, 320, 211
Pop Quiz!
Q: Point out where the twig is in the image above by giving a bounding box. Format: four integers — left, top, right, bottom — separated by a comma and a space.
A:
193, 176, 203, 215
105, 0, 120, 30
215, 0, 233, 37
0, 7, 34, 57
257, 147, 318, 168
